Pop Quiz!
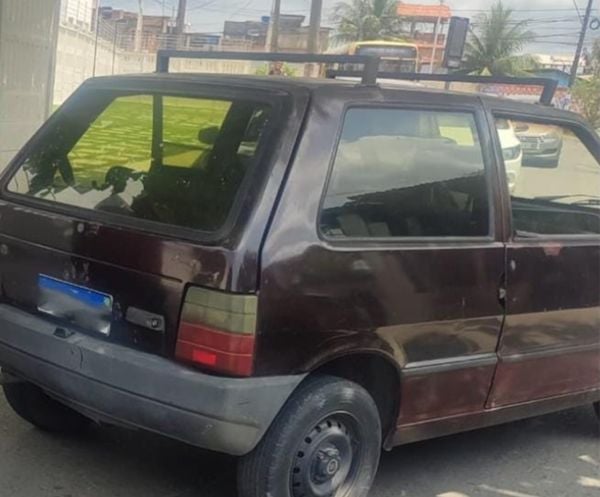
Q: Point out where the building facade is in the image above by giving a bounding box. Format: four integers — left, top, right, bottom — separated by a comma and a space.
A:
0, 0, 60, 169
60, 0, 94, 31
397, 2, 452, 72
223, 14, 330, 53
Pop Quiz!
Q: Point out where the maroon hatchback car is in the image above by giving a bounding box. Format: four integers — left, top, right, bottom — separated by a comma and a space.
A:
0, 52, 599, 497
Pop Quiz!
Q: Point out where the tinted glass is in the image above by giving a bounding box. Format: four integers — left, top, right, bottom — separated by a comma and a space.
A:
162, 96, 230, 168
494, 118, 600, 236
321, 108, 490, 238
8, 93, 271, 233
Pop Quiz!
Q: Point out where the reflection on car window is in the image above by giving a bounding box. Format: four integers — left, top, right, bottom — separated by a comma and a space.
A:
7, 93, 271, 232
494, 118, 600, 236
320, 108, 490, 238
162, 96, 231, 168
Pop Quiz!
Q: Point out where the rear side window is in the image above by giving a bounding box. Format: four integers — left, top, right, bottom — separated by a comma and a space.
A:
494, 117, 600, 236
7, 92, 272, 233
320, 108, 490, 238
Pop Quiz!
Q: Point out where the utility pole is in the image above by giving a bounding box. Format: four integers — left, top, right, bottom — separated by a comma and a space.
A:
305, 0, 323, 76
570, 0, 595, 86
134, 0, 144, 52
175, 0, 187, 35
267, 0, 281, 52
92, 0, 102, 76
307, 0, 323, 54
429, 0, 445, 74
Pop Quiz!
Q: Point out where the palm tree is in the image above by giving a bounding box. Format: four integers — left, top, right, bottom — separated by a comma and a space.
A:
332, 0, 400, 43
462, 1, 539, 76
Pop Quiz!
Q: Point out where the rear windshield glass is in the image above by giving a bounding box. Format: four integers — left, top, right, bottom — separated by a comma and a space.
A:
7, 92, 272, 233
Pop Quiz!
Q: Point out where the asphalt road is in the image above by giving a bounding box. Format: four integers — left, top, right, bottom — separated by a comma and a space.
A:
0, 396, 598, 497
514, 132, 598, 200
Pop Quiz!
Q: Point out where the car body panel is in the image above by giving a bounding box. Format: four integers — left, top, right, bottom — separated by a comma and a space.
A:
0, 75, 310, 358
257, 85, 508, 427
0, 74, 598, 453
483, 100, 600, 410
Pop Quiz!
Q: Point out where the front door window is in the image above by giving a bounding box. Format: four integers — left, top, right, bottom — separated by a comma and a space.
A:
494, 118, 600, 236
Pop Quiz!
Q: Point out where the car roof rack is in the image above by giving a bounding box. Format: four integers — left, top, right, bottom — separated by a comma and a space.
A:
156, 49, 381, 85
155, 50, 558, 106
325, 69, 559, 106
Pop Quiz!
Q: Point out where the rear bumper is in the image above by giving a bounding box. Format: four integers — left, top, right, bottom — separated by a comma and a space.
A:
0, 304, 305, 456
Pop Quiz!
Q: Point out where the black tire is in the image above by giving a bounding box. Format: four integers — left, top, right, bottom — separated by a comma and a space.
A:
3, 381, 90, 434
238, 375, 382, 497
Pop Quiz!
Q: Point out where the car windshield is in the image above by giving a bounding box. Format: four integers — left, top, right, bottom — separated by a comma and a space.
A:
7, 91, 273, 233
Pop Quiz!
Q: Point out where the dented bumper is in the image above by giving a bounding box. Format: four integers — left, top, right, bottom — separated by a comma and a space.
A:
0, 304, 304, 456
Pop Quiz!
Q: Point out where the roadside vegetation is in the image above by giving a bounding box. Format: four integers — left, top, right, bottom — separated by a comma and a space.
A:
332, 0, 402, 42
572, 39, 600, 129
462, 1, 539, 76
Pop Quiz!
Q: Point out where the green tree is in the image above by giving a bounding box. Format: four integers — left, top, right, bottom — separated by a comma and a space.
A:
573, 39, 600, 129
332, 0, 400, 42
462, 1, 539, 76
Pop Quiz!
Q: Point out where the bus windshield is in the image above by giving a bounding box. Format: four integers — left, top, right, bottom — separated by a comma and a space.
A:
354, 44, 418, 72
355, 45, 418, 59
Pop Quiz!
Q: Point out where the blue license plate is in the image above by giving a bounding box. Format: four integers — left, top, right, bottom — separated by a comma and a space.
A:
38, 275, 113, 335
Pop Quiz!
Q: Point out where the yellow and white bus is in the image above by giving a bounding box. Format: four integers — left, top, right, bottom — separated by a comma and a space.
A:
330, 40, 420, 73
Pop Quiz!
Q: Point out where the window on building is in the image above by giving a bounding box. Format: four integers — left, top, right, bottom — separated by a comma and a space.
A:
494, 118, 600, 236
320, 108, 490, 238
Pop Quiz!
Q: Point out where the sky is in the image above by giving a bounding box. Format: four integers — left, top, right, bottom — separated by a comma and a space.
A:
107, 0, 600, 55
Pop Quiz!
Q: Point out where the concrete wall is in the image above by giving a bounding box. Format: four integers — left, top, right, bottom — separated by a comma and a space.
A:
54, 26, 255, 105
54, 24, 117, 104
0, 0, 60, 169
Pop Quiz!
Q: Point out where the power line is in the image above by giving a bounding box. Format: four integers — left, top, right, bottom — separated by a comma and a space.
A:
186, 0, 224, 12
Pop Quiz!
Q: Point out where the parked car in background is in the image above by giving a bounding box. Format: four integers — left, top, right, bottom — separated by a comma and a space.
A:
0, 53, 599, 497
515, 122, 564, 167
496, 118, 523, 192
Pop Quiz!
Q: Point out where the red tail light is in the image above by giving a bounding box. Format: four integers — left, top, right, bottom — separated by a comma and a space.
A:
175, 287, 257, 377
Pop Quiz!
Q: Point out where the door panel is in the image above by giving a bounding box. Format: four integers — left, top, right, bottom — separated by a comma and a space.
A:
489, 242, 600, 407
399, 357, 497, 424
488, 116, 600, 407
258, 89, 506, 425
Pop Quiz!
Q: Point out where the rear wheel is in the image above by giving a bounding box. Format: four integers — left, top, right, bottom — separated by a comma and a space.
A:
238, 375, 382, 497
3, 380, 90, 434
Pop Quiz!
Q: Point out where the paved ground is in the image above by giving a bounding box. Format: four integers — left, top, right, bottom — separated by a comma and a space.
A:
0, 397, 598, 497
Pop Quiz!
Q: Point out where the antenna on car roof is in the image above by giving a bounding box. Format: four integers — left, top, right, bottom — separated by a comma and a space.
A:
155, 49, 381, 85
